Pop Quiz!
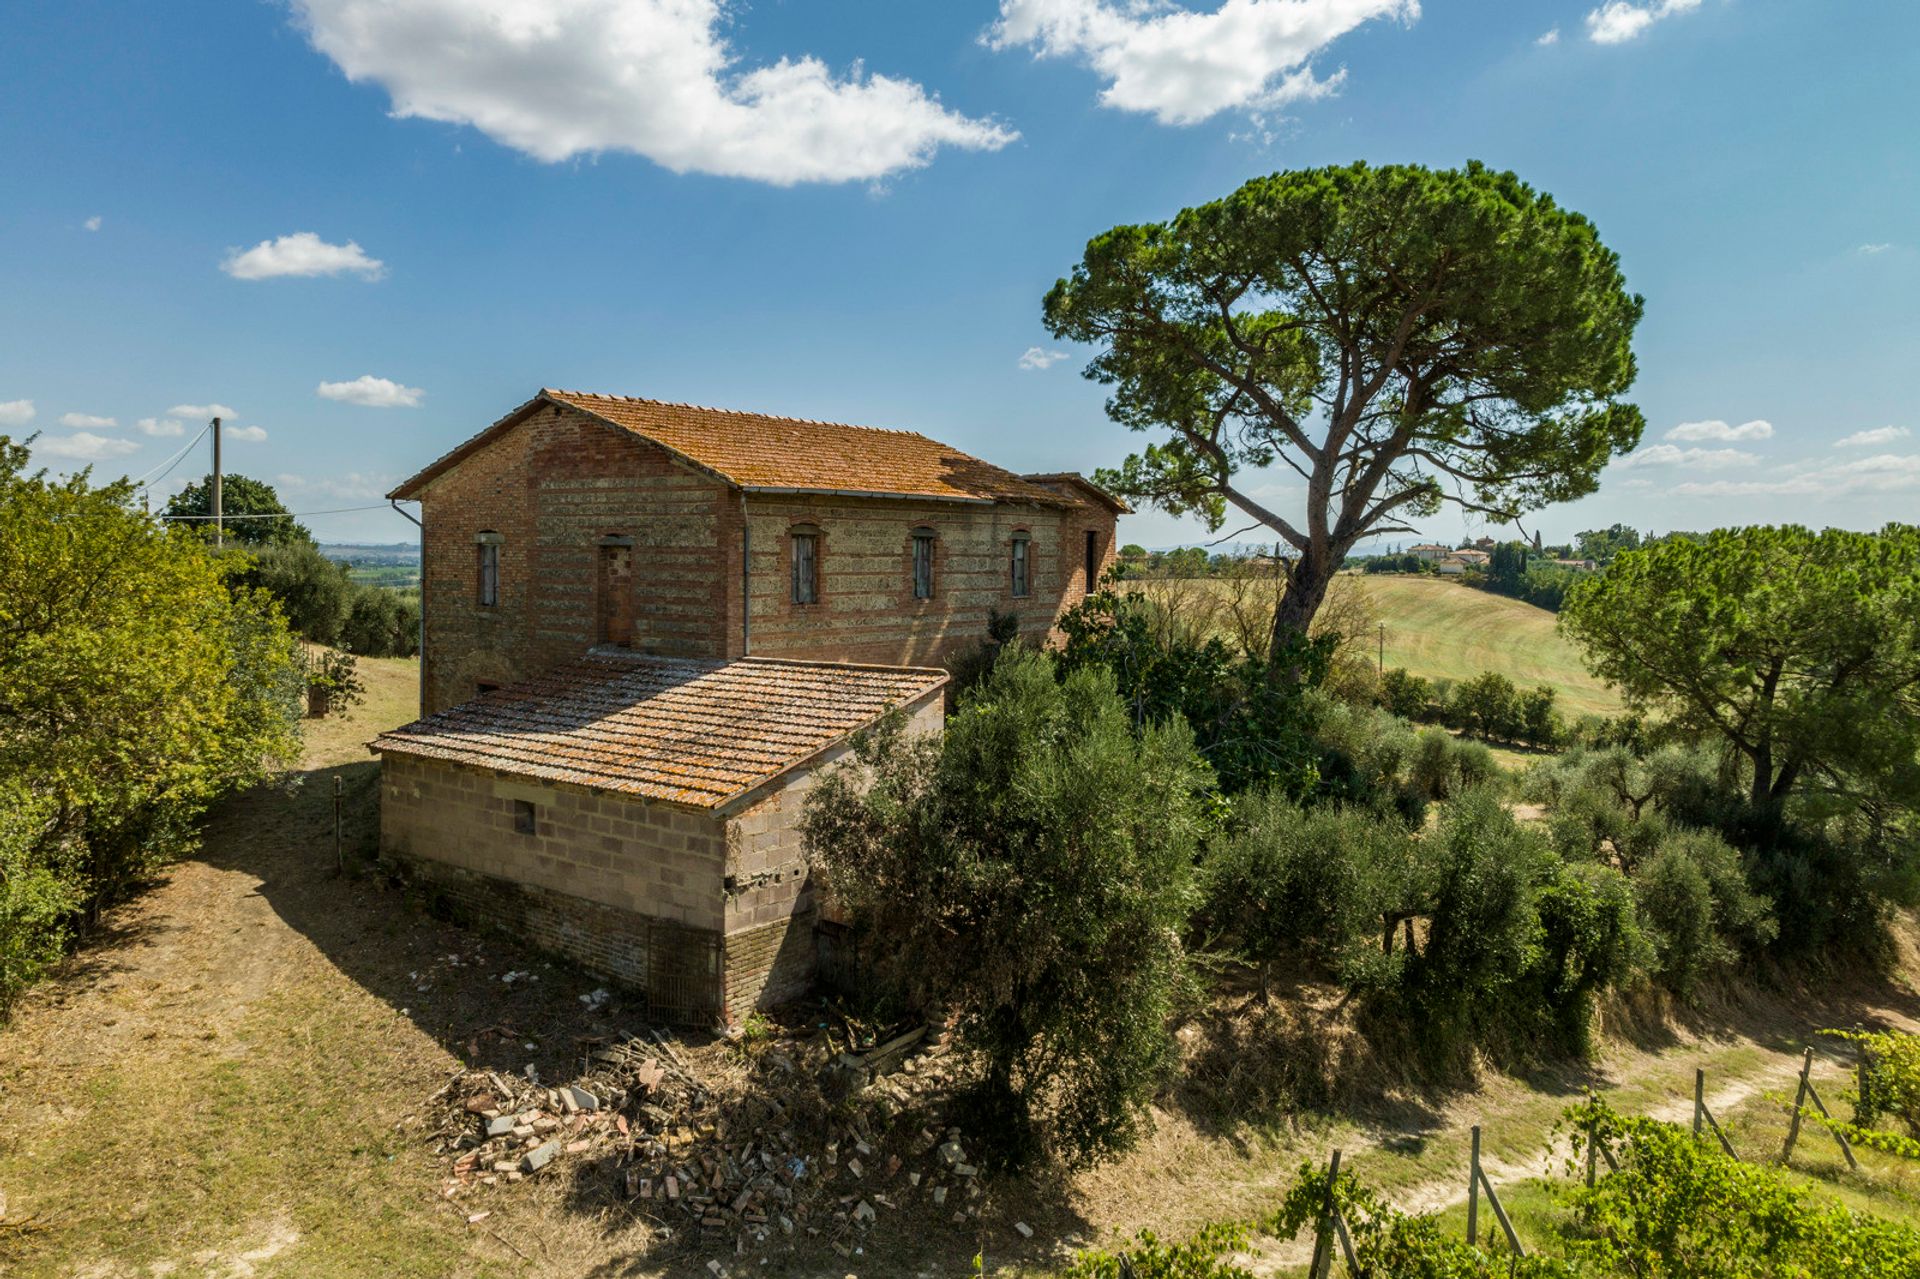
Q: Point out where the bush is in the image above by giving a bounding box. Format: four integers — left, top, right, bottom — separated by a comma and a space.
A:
1378, 667, 1435, 721
0, 439, 302, 1011
1637, 828, 1775, 996
802, 648, 1214, 1169
340, 585, 420, 657
1447, 671, 1523, 741
1056, 585, 1328, 796
1196, 792, 1419, 986
1400, 788, 1556, 1058
240, 541, 354, 644
1409, 728, 1497, 801
1307, 693, 1427, 822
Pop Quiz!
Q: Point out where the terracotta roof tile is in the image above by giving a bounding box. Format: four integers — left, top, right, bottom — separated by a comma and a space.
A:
370, 652, 945, 810
388, 390, 1083, 506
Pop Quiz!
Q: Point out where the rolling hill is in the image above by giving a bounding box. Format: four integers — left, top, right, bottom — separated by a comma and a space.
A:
1336, 574, 1623, 718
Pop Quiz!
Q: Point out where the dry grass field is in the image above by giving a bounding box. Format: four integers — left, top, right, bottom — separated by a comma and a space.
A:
4, 654, 1914, 1278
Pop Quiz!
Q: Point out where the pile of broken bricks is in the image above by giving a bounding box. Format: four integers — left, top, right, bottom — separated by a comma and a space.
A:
426, 1023, 1035, 1267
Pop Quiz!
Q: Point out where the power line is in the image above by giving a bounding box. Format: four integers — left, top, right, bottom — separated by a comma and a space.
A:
159, 504, 393, 521
131, 421, 212, 491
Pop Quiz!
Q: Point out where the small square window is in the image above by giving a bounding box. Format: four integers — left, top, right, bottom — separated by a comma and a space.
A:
512, 799, 536, 835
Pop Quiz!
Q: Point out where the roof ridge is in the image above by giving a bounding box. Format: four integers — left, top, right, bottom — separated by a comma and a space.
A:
544, 388, 931, 440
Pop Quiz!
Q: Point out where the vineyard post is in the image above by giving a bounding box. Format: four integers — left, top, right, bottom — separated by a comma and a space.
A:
1780, 1046, 1857, 1169
1308, 1149, 1339, 1279
1693, 1068, 1737, 1159
1467, 1127, 1480, 1246
1585, 1093, 1597, 1188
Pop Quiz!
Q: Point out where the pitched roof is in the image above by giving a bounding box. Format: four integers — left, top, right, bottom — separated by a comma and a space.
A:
1020, 472, 1133, 514
370, 652, 945, 811
388, 389, 1081, 508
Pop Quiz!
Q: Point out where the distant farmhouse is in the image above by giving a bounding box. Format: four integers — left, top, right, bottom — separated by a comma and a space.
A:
371, 389, 1124, 1023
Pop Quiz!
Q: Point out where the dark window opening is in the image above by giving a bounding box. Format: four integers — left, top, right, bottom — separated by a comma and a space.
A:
476, 681, 500, 696
512, 799, 536, 835
476, 540, 500, 607
1010, 533, 1031, 598
912, 530, 935, 600
792, 532, 819, 605
1084, 529, 1100, 589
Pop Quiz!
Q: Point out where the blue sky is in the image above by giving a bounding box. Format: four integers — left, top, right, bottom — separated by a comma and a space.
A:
2, 0, 1915, 548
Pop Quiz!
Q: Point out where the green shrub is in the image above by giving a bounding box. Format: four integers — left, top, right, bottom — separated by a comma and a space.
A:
1056, 585, 1328, 796
1565, 1099, 1920, 1277
340, 585, 420, 657
1446, 670, 1523, 741
1379, 667, 1436, 721
802, 648, 1213, 1169
1636, 827, 1775, 997
238, 541, 355, 645
1197, 792, 1419, 985
1409, 728, 1496, 801
0, 790, 79, 1008
1529, 861, 1650, 1053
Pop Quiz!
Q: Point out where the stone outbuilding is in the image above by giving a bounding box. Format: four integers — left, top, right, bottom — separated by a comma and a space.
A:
372, 649, 945, 1024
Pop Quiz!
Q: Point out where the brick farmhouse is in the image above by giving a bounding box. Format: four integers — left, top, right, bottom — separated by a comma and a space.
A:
371, 389, 1125, 1022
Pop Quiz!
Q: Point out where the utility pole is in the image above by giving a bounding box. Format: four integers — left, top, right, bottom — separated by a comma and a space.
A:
210, 416, 224, 549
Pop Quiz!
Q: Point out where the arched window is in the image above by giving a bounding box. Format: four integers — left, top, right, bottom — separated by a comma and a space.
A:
1010, 531, 1031, 598
474, 530, 503, 607
911, 527, 936, 600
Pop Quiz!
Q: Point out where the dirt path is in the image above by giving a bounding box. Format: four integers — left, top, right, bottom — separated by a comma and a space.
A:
3, 657, 1917, 1278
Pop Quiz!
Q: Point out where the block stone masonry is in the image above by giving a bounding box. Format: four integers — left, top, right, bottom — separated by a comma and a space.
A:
378, 388, 1119, 1022
373, 652, 946, 1023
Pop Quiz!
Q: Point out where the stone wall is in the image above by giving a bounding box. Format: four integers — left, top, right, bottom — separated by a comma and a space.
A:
414, 402, 743, 714
740, 494, 1116, 668
379, 753, 730, 1018
716, 690, 945, 1014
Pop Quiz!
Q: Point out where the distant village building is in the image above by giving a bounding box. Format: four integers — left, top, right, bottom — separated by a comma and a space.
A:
1408, 543, 1452, 562
371, 389, 1125, 1022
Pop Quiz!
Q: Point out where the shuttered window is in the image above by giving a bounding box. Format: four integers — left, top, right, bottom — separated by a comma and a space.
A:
912, 530, 935, 600
1010, 533, 1030, 597
791, 532, 818, 605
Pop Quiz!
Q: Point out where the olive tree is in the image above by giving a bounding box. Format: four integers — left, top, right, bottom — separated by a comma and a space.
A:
801, 649, 1212, 1168
1043, 161, 1645, 652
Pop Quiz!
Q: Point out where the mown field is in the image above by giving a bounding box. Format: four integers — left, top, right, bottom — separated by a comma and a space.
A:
1336, 574, 1623, 718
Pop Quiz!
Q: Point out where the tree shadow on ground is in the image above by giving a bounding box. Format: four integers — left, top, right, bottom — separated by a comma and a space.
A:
202, 755, 1088, 1277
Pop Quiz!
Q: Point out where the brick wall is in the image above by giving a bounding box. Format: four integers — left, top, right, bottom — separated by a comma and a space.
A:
740, 495, 1117, 667
409, 400, 1116, 707
414, 402, 743, 713
715, 690, 945, 1015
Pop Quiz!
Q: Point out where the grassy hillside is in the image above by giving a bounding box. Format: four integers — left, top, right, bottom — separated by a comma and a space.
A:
1335, 574, 1623, 718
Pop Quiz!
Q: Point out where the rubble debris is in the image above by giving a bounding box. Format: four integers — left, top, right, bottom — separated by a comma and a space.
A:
422, 1015, 980, 1269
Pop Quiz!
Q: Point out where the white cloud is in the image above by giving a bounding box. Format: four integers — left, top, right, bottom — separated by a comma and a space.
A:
987, 0, 1416, 125
292, 0, 1015, 185
1585, 0, 1701, 45
60, 412, 118, 429
1018, 347, 1070, 371
1834, 426, 1911, 449
316, 374, 425, 408
222, 232, 385, 281
167, 403, 239, 421
0, 399, 34, 427
1664, 418, 1773, 443
1536, 27, 1560, 46
227, 425, 270, 443
1616, 444, 1758, 470
1858, 243, 1892, 255
84, 215, 103, 232
136, 417, 186, 437
1670, 454, 1920, 498
35, 432, 141, 461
